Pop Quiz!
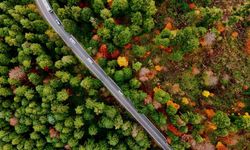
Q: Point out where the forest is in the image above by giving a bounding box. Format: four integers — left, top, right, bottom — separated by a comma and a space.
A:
0, 0, 249, 150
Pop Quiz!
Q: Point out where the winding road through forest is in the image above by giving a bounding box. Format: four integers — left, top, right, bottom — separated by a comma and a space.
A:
35, 0, 171, 149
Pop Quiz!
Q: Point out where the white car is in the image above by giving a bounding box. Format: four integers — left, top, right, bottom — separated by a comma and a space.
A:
42, 0, 52, 12
69, 37, 76, 45
55, 19, 62, 25
87, 58, 93, 64
118, 90, 123, 96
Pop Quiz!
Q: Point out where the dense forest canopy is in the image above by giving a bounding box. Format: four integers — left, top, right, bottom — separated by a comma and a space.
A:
0, 0, 249, 150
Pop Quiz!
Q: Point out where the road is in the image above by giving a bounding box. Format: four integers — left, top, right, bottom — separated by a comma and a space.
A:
35, 0, 171, 149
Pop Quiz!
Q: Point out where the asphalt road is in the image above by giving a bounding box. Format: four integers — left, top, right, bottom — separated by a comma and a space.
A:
35, 0, 171, 149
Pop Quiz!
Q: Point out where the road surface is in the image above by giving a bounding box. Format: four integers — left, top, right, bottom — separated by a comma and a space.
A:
35, 0, 171, 149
